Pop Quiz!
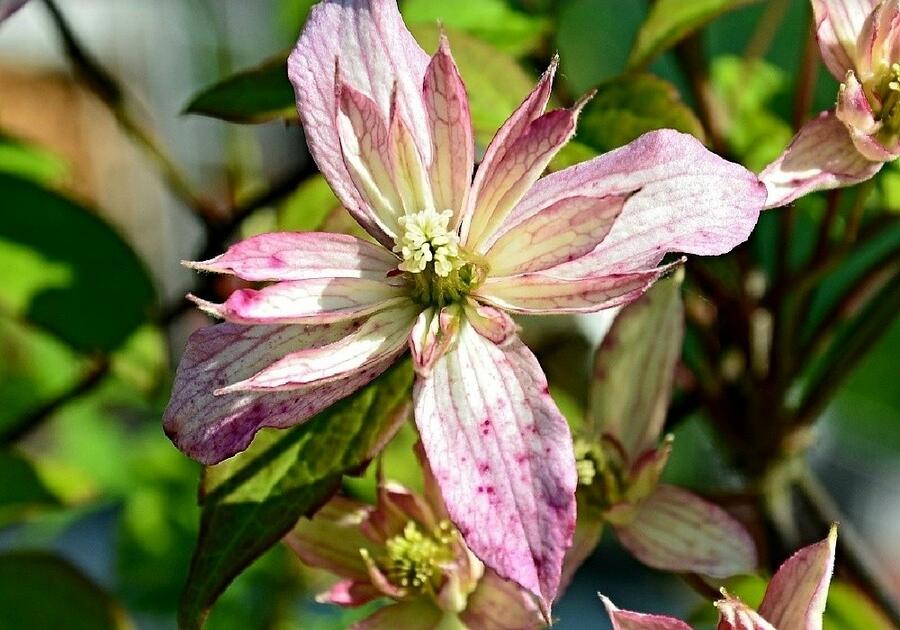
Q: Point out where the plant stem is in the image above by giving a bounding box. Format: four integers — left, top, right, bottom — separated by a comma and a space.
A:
675, 35, 728, 154
744, 0, 791, 60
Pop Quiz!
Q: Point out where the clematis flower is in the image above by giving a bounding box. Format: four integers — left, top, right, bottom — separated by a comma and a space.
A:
761, 0, 900, 208
600, 526, 837, 630
562, 275, 756, 589
163, 0, 765, 612
285, 446, 544, 629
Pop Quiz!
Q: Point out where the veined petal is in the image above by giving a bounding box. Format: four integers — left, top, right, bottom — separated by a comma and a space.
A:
505, 130, 765, 276
414, 322, 577, 613
184, 232, 398, 282
715, 595, 776, 630
337, 81, 404, 237
485, 194, 627, 276
836, 72, 878, 136
460, 570, 544, 630
811, 0, 879, 78
459, 57, 557, 244
388, 88, 434, 215
756, 526, 837, 630
163, 322, 395, 464
859, 0, 900, 77
190, 277, 408, 325
760, 111, 883, 209
289, 0, 430, 247
463, 300, 518, 345
352, 600, 444, 630
600, 595, 692, 630
475, 266, 673, 315
215, 305, 418, 394
424, 34, 474, 228
409, 306, 462, 377
586, 274, 683, 460
614, 485, 757, 578
463, 99, 590, 252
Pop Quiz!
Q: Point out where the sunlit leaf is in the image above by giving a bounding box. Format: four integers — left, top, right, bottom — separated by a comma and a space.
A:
0, 450, 60, 523
184, 55, 296, 124
0, 552, 130, 629
0, 133, 68, 185
628, 0, 761, 70
178, 360, 414, 629
278, 175, 340, 232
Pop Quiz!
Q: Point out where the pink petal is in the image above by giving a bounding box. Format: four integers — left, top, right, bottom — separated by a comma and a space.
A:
316, 579, 382, 607
351, 600, 443, 630
288, 0, 430, 247
475, 266, 673, 315
284, 496, 375, 581
484, 194, 627, 276
811, 0, 879, 78
760, 111, 883, 209
463, 98, 589, 251
184, 232, 398, 281
388, 87, 433, 215
460, 569, 544, 630
414, 322, 576, 613
506, 130, 765, 276
614, 485, 757, 578
836, 72, 900, 161
715, 595, 776, 630
459, 57, 557, 244
424, 34, 474, 228
858, 0, 900, 77
163, 322, 396, 464
462, 301, 518, 345
600, 595, 692, 630
757, 527, 837, 630
586, 274, 683, 461
409, 307, 462, 378
214, 305, 417, 394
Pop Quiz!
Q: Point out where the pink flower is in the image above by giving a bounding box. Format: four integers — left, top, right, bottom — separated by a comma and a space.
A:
285, 446, 544, 629
600, 526, 838, 630
163, 0, 764, 612
762, 0, 900, 208
562, 275, 756, 590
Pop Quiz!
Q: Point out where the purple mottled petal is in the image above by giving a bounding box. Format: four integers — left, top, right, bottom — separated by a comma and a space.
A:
614, 485, 757, 578
414, 322, 576, 614
761, 111, 883, 209
507, 130, 765, 276
460, 569, 544, 630
811, 0, 879, 78
424, 34, 474, 228
715, 596, 776, 630
163, 322, 396, 464
600, 595, 692, 630
184, 232, 397, 281
757, 527, 837, 630
289, 0, 430, 247
352, 600, 444, 630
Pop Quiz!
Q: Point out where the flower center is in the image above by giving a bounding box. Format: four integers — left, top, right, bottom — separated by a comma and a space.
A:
393, 208, 487, 307
382, 521, 457, 595
874, 63, 900, 133
574, 439, 627, 511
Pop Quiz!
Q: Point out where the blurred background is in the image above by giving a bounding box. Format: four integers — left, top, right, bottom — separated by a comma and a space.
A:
0, 0, 897, 628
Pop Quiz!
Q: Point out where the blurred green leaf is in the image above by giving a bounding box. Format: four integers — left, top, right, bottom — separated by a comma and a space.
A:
184, 55, 296, 124
179, 360, 414, 629
402, 0, 549, 56
825, 582, 894, 630
410, 23, 536, 146
628, 0, 761, 70
278, 175, 340, 232
0, 173, 156, 353
0, 133, 68, 185
0, 450, 60, 523
0, 552, 129, 630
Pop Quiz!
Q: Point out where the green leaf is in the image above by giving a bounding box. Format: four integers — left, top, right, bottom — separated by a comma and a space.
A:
628, 0, 761, 70
410, 23, 537, 147
0, 133, 68, 185
0, 450, 60, 523
184, 55, 297, 124
277, 175, 340, 232
0, 173, 156, 352
0, 552, 129, 629
178, 360, 414, 629
825, 582, 894, 630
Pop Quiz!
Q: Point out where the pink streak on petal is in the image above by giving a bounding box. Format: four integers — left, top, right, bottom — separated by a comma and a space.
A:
614, 485, 757, 578
460, 569, 545, 630
191, 277, 409, 325
509, 130, 765, 276
288, 0, 430, 247
163, 322, 396, 464
757, 527, 837, 630
424, 34, 474, 227
316, 579, 382, 607
600, 595, 693, 630
414, 322, 577, 613
485, 193, 627, 276
811, 0, 879, 79
761, 111, 882, 209
463, 301, 518, 345
184, 232, 398, 281
859, 0, 900, 78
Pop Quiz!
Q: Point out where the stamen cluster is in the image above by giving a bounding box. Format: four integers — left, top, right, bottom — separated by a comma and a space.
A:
394, 208, 461, 277
381, 520, 457, 595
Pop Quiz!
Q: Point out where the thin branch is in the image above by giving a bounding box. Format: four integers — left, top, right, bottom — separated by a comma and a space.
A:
792, 16, 819, 130
744, 0, 792, 60
675, 35, 728, 155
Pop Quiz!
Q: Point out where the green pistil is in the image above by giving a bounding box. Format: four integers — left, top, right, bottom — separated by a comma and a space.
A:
409, 259, 486, 308
876, 63, 900, 135
382, 521, 456, 596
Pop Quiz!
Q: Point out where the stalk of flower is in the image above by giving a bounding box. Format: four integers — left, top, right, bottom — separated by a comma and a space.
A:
562, 274, 757, 589
761, 0, 900, 208
162, 0, 766, 613
284, 446, 544, 630
600, 526, 838, 630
